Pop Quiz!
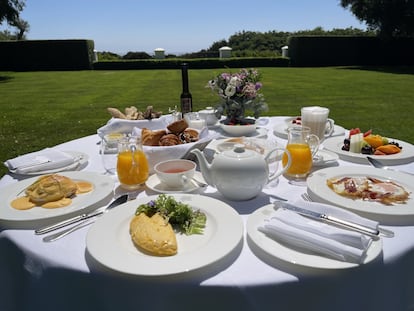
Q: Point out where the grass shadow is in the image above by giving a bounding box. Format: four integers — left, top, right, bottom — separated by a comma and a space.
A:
0, 75, 14, 83
340, 65, 414, 75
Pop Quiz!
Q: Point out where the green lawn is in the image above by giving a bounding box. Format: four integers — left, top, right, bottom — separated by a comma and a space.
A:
1, 66, 414, 177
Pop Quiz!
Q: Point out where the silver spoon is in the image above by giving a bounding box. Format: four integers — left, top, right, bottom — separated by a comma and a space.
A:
181, 175, 208, 188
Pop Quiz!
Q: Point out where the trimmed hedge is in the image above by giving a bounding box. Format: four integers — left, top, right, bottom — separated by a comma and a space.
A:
0, 39, 95, 71
92, 57, 290, 70
288, 36, 414, 67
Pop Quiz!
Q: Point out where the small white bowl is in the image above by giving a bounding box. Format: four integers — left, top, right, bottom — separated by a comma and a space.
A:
154, 159, 196, 189
220, 119, 257, 136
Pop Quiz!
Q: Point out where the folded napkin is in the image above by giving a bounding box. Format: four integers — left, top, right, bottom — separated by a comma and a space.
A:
4, 148, 75, 174
259, 200, 378, 263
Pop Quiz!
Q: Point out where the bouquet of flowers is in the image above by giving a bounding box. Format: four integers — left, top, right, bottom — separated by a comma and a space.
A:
207, 68, 268, 124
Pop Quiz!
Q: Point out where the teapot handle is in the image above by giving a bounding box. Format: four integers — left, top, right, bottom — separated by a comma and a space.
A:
265, 147, 291, 182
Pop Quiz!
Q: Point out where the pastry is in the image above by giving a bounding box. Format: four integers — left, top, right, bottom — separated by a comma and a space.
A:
180, 128, 199, 143
107, 107, 126, 119
129, 212, 177, 256
25, 174, 78, 204
142, 128, 167, 146
167, 119, 188, 134
159, 134, 181, 146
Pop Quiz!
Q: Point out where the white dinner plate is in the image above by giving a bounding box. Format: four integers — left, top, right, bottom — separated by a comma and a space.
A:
86, 194, 243, 276
145, 171, 206, 194
0, 171, 114, 228
273, 118, 345, 139
323, 136, 414, 165
219, 127, 268, 139
306, 166, 414, 225
246, 204, 382, 271
8, 151, 89, 176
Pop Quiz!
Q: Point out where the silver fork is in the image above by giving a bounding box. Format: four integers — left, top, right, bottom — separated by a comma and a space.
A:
42, 192, 138, 242
301, 192, 394, 238
301, 192, 313, 202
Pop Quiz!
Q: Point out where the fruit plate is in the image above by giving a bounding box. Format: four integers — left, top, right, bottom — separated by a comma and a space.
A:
323, 136, 414, 165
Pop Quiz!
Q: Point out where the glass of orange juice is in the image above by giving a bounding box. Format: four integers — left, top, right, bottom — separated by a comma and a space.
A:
282, 126, 319, 179
117, 137, 149, 190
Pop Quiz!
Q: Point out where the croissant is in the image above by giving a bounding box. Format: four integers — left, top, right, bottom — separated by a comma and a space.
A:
159, 134, 181, 146
142, 128, 167, 146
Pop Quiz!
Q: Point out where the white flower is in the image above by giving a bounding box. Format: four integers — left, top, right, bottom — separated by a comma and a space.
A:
224, 85, 236, 97
229, 76, 239, 86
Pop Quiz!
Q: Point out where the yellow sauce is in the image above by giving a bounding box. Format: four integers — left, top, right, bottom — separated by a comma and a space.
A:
41, 197, 72, 209
10, 180, 93, 211
10, 196, 36, 210
76, 181, 94, 193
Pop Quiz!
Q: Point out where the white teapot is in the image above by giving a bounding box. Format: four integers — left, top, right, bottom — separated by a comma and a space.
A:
191, 144, 291, 201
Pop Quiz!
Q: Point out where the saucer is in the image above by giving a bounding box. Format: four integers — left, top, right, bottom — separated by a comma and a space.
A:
145, 171, 206, 194
219, 127, 268, 139
313, 150, 339, 166
273, 120, 345, 139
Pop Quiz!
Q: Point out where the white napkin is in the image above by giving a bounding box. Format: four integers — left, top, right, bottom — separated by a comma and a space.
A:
4, 148, 75, 174
259, 200, 378, 263
97, 115, 172, 137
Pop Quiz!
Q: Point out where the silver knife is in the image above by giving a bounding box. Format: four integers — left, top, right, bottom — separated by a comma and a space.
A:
274, 201, 383, 238
35, 194, 128, 235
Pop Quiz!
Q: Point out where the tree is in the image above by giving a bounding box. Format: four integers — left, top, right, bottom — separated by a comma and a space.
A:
340, 0, 414, 38
0, 0, 25, 24
0, 0, 28, 39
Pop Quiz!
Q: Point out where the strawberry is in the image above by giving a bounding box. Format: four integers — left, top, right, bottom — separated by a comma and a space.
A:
349, 128, 361, 138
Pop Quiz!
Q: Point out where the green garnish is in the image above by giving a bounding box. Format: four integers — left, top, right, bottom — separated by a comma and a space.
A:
135, 194, 206, 235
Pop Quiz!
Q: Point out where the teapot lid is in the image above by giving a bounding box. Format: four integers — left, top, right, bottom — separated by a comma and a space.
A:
222, 144, 257, 159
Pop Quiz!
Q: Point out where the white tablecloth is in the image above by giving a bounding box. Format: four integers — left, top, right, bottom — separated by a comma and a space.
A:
1, 117, 414, 311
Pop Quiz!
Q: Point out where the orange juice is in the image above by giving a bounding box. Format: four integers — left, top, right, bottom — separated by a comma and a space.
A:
282, 143, 313, 177
117, 150, 149, 189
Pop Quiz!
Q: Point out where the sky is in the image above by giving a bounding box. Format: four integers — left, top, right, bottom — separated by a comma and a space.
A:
6, 0, 366, 55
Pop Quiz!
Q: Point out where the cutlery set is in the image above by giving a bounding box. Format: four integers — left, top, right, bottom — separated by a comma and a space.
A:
35, 194, 129, 242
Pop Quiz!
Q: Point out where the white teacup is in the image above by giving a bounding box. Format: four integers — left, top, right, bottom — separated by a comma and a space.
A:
301, 106, 334, 141
154, 159, 196, 189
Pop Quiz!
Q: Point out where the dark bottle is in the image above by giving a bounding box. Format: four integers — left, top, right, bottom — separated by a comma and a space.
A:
180, 63, 192, 116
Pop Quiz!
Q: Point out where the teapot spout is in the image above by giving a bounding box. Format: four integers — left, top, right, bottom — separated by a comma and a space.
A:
190, 149, 214, 186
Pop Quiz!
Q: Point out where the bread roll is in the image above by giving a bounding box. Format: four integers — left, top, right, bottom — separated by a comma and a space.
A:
142, 128, 167, 146
107, 107, 126, 119
167, 119, 188, 134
